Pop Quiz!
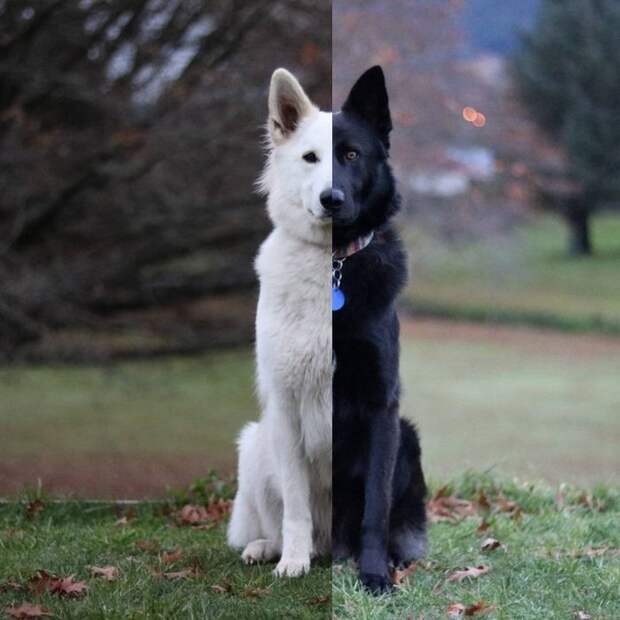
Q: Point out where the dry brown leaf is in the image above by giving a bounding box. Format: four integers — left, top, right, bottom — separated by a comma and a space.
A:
447, 603, 466, 618
211, 583, 232, 594
427, 491, 477, 523
25, 500, 45, 520
243, 586, 271, 598
481, 537, 503, 552
48, 576, 88, 598
114, 516, 129, 527
5, 603, 53, 618
0, 580, 25, 593
392, 562, 417, 586
447, 601, 495, 618
446, 565, 491, 583
28, 571, 55, 597
135, 539, 160, 553
477, 490, 492, 512
476, 520, 490, 535
160, 568, 197, 580
161, 549, 183, 564
88, 566, 119, 581
309, 595, 330, 606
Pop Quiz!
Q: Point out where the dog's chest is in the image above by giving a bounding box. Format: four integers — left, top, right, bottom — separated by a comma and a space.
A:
255, 230, 331, 388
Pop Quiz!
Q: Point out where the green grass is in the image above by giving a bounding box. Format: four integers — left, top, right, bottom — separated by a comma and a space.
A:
1, 474, 617, 619
406, 214, 620, 333
0, 498, 330, 619
333, 473, 620, 620
2, 321, 619, 494
0, 350, 254, 460
402, 326, 620, 486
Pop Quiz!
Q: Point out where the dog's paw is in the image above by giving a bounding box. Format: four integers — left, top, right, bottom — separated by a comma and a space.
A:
273, 556, 310, 578
359, 571, 393, 595
241, 539, 278, 565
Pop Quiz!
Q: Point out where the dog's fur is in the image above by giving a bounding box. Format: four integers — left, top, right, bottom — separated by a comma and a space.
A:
332, 67, 428, 593
227, 69, 332, 577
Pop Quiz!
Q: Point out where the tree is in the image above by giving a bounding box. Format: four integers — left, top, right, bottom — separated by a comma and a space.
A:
513, 0, 620, 256
0, 0, 330, 359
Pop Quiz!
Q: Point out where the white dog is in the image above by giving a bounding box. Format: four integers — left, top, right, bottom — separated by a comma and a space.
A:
227, 69, 332, 577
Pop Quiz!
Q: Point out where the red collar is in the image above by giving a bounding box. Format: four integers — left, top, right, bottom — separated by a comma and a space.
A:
333, 232, 374, 260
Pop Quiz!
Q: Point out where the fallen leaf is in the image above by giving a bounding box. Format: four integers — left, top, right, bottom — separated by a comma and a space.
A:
476, 520, 490, 535
114, 516, 129, 527
575, 612, 591, 620
477, 490, 491, 512
481, 537, 503, 552
496, 496, 523, 520
161, 549, 183, 564
5, 603, 53, 618
177, 504, 209, 525
25, 500, 45, 520
211, 583, 232, 594
464, 601, 496, 616
447, 601, 496, 618
135, 539, 160, 553
0, 580, 25, 593
88, 565, 119, 581
427, 491, 477, 523
48, 576, 88, 598
159, 568, 197, 580
309, 595, 330, 605
447, 603, 466, 618
28, 571, 55, 597
392, 562, 417, 586
243, 586, 271, 598
446, 565, 491, 583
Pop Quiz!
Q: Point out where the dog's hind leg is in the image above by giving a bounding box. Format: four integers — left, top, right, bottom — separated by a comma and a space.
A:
227, 423, 266, 550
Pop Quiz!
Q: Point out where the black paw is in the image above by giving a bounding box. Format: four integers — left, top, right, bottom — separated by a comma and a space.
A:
359, 571, 393, 595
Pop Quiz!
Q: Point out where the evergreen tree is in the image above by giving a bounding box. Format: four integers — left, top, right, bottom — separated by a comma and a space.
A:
514, 0, 620, 255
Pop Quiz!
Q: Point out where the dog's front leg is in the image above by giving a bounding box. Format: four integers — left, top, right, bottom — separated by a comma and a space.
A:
359, 407, 400, 593
272, 398, 313, 578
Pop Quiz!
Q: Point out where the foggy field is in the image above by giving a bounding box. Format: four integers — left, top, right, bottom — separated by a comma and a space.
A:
407, 215, 620, 333
1, 319, 618, 497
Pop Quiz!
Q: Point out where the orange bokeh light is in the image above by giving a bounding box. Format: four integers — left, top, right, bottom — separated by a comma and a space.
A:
462, 106, 477, 122
472, 112, 486, 128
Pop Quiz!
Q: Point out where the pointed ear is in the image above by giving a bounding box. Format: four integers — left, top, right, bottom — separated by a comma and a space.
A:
342, 66, 392, 149
268, 68, 316, 144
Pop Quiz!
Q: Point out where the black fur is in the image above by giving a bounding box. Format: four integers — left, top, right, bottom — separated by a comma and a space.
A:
332, 66, 427, 594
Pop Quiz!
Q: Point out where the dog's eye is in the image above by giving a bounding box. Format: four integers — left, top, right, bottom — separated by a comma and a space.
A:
303, 152, 318, 163
345, 150, 359, 161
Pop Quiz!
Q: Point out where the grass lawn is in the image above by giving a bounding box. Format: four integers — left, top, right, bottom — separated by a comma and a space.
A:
0, 474, 617, 619
0, 498, 330, 619
405, 214, 620, 333
332, 473, 620, 620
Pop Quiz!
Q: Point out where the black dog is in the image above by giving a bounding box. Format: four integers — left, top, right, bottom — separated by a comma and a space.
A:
330, 66, 427, 594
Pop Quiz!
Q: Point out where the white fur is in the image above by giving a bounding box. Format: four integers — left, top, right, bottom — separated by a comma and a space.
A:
227, 69, 332, 577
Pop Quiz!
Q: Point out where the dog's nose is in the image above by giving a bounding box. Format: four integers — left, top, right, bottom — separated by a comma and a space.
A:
320, 189, 345, 211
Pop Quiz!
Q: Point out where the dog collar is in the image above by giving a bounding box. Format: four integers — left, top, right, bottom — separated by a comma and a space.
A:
332, 231, 374, 311
332, 231, 374, 260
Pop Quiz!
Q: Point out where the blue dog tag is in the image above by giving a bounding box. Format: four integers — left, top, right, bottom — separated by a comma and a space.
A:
332, 287, 345, 311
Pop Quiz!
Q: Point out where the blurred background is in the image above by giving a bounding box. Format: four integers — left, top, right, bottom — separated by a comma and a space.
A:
0, 0, 329, 496
1, 0, 618, 497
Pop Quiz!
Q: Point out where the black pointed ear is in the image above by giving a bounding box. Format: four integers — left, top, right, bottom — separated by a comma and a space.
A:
342, 66, 392, 149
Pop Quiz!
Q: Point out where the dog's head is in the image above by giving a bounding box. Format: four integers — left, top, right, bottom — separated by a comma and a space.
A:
332, 66, 399, 247
259, 69, 332, 245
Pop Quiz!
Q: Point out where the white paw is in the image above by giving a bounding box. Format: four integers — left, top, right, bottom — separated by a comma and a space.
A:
241, 539, 277, 565
274, 556, 310, 578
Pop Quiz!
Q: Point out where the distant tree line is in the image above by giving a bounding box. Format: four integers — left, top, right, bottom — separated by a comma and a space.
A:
514, 0, 620, 256
0, 0, 330, 360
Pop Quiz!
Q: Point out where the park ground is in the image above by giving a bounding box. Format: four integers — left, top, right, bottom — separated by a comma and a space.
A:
0, 474, 618, 619
0, 214, 619, 617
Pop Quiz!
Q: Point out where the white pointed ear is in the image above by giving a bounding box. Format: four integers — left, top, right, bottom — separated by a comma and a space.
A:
268, 68, 316, 144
